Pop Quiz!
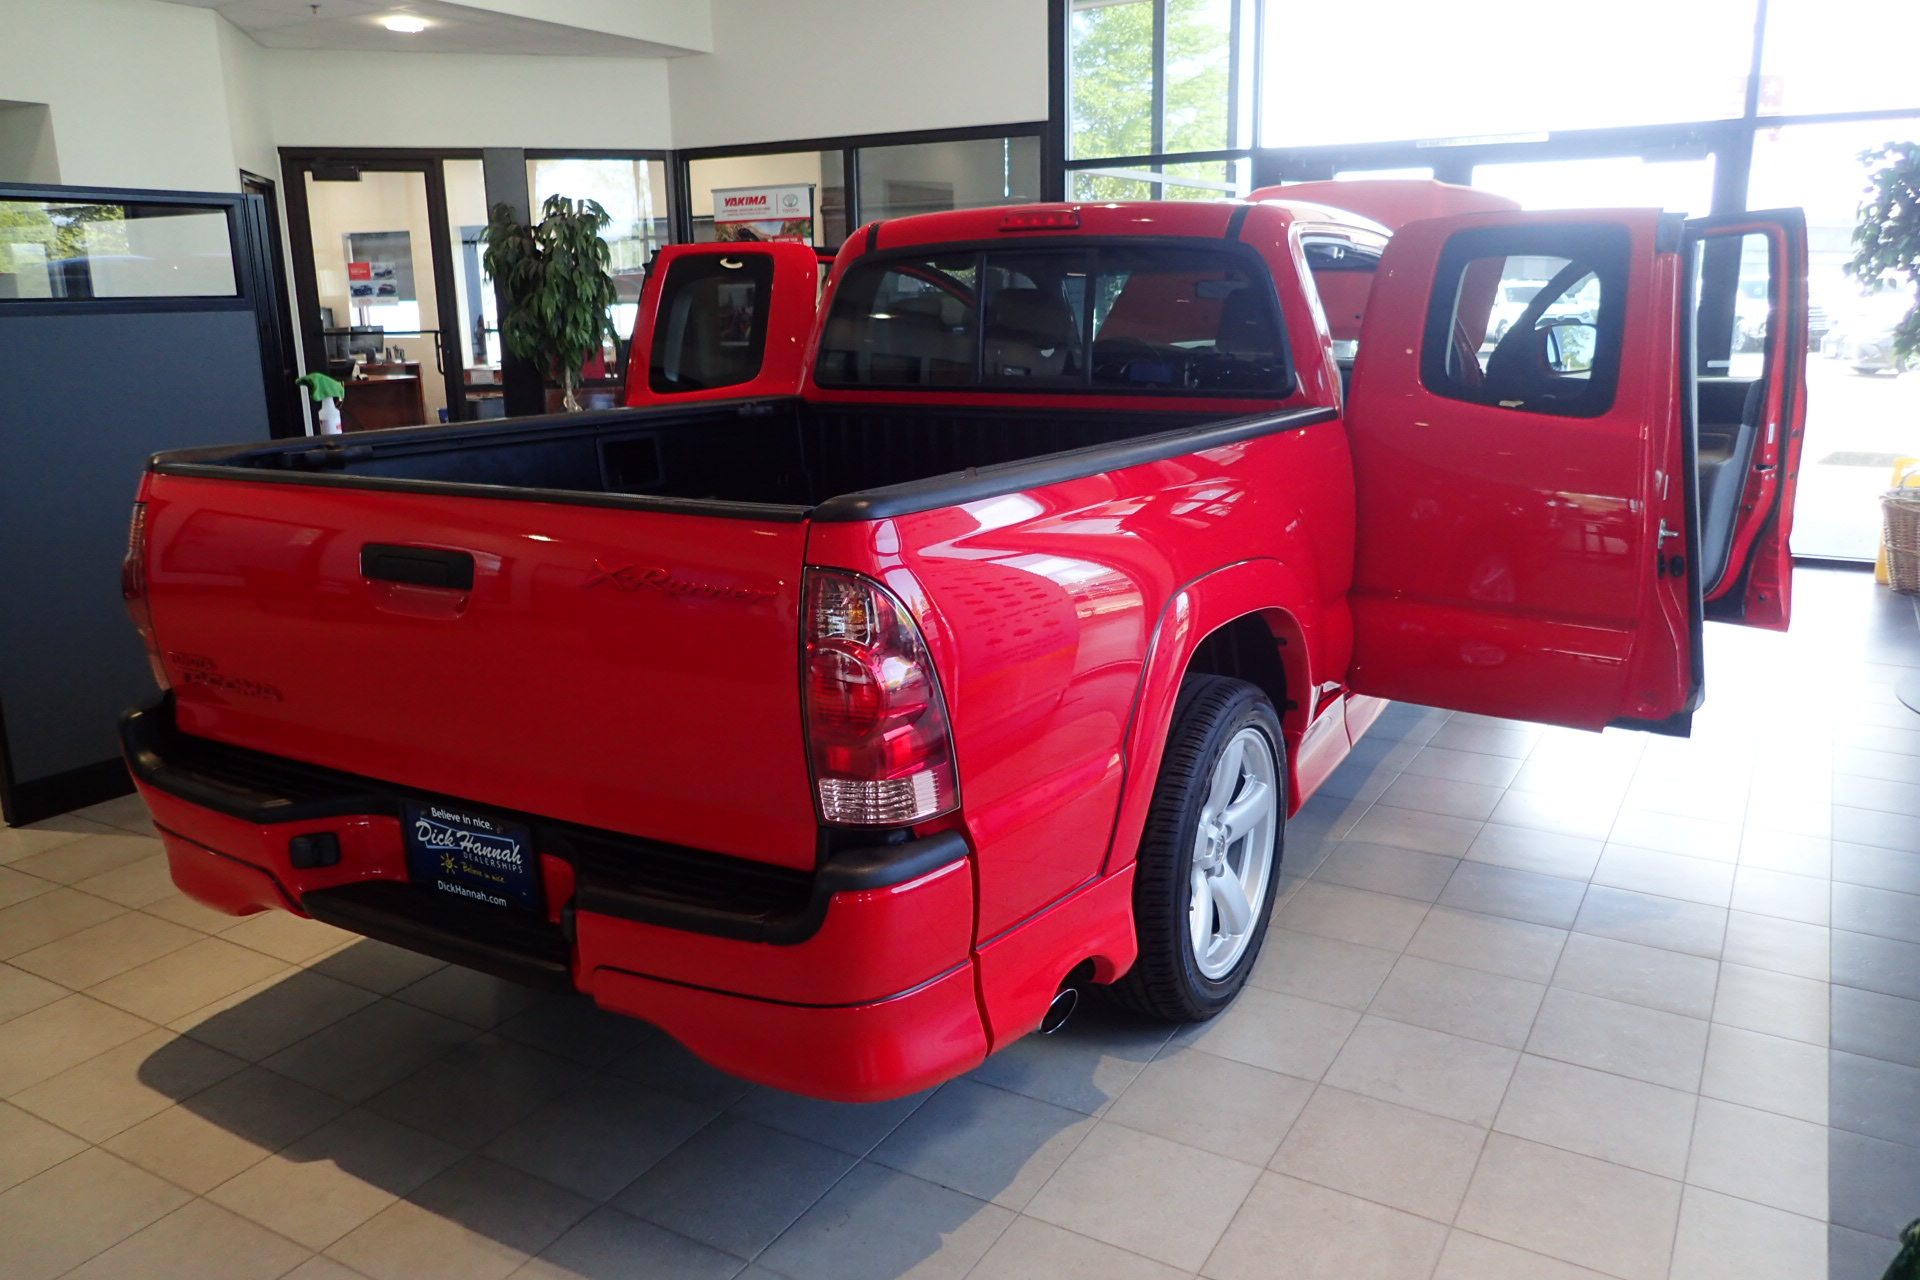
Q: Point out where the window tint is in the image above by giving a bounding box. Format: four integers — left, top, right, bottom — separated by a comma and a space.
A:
648, 253, 776, 395
1421, 225, 1628, 418
817, 245, 1289, 395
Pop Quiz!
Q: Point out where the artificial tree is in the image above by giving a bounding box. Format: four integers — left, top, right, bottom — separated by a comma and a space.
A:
483, 195, 620, 411
1847, 141, 1920, 364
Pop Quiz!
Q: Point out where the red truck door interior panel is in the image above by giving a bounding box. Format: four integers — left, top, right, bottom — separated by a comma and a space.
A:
1344, 207, 1804, 734
623, 241, 821, 406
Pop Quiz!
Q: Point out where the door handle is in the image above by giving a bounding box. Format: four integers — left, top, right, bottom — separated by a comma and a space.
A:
360, 544, 475, 591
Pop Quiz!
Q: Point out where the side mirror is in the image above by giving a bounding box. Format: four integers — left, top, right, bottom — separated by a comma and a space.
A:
1540, 317, 1597, 374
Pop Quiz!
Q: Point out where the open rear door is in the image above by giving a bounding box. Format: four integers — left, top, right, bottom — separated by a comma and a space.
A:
1344, 208, 1700, 733
622, 242, 823, 406
1686, 210, 1809, 630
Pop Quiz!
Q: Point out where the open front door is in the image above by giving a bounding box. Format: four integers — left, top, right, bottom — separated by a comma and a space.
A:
1687, 210, 1809, 630
622, 242, 822, 406
1344, 208, 1699, 733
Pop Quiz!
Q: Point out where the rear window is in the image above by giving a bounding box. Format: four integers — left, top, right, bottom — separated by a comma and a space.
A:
648, 253, 775, 395
816, 244, 1291, 395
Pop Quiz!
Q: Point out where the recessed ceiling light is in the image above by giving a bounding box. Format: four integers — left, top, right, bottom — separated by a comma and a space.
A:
381, 14, 428, 33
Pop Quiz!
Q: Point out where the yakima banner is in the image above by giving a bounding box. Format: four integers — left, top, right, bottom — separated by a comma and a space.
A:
712, 184, 814, 243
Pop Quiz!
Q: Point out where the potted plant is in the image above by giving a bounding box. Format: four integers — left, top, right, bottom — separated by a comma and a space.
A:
1847, 141, 1920, 367
483, 195, 620, 412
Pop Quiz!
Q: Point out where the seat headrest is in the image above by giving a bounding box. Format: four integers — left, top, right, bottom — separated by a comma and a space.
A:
985, 287, 1078, 350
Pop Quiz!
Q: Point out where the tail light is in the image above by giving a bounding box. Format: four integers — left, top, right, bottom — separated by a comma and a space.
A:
803, 569, 958, 825
122, 501, 170, 692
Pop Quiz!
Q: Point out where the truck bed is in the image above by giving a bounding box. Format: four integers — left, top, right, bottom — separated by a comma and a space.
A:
153, 398, 1261, 520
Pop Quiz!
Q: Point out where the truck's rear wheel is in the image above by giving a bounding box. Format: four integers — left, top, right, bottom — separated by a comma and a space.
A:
1113, 675, 1285, 1022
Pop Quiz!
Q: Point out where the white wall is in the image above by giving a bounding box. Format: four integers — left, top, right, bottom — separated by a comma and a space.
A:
668, 0, 1049, 149
216, 17, 277, 182
263, 50, 674, 151
0, 0, 241, 192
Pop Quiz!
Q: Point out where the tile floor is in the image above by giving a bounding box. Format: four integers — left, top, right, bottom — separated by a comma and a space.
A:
1, 564, 1917, 1280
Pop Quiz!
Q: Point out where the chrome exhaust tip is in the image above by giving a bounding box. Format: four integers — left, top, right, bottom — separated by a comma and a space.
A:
1039, 985, 1080, 1035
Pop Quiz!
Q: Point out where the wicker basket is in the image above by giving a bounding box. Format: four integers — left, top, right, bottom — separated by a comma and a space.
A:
1883, 490, 1920, 593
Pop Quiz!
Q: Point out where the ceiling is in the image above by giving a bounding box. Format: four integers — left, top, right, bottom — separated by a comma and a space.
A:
154, 0, 706, 57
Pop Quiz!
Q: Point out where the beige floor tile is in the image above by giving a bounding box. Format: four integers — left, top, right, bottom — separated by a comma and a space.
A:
1378, 773, 1505, 822
1593, 845, 1736, 907
10, 910, 199, 989
223, 911, 358, 964
961, 1003, 1168, 1116
0, 865, 57, 911
613, 1115, 855, 1259
325, 1157, 593, 1280
171, 968, 379, 1062
0, 815, 117, 864
496, 998, 660, 1072
1367, 954, 1545, 1049
263, 999, 478, 1104
1432, 1230, 1618, 1280
482, 1073, 716, 1201
141, 892, 253, 935
73, 854, 179, 909
1344, 805, 1483, 856
1721, 911, 1830, 981
0, 1148, 191, 1280
756, 1160, 1012, 1280
0, 887, 128, 960
1270, 1086, 1485, 1221
11, 831, 161, 885
1312, 841, 1460, 901
283, 1257, 377, 1280
64, 1198, 310, 1280
729, 1079, 932, 1153
363, 1034, 586, 1147
86, 936, 290, 1024
1025, 1122, 1259, 1270
1607, 809, 1743, 862
1730, 866, 1832, 925
0, 1099, 87, 1192
511, 1206, 741, 1280
1439, 862, 1587, 929
1712, 962, 1830, 1045
870, 1076, 1096, 1209
1668, 1186, 1828, 1280
0, 962, 67, 1024
391, 966, 541, 1029
0, 993, 153, 1096
1699, 1023, 1829, 1124
1322, 1015, 1518, 1126
1403, 905, 1567, 983
10, 1026, 243, 1142
1685, 1097, 1829, 1219
1738, 828, 1833, 878
1571, 885, 1727, 958
1428, 719, 1540, 759
1403, 745, 1525, 788
1525, 987, 1709, 1091
968, 1215, 1186, 1280
74, 794, 160, 835
1202, 1171, 1448, 1280
1463, 823, 1605, 880
103, 1103, 278, 1193
211, 1109, 465, 1250
1488, 790, 1618, 841
1275, 880, 1431, 951
1247, 927, 1398, 1010
1456, 1134, 1681, 1280
1168, 986, 1359, 1080
103, 1064, 347, 1191
1493, 1054, 1696, 1178
306, 941, 449, 996
1549, 932, 1720, 1019
1105, 1047, 1311, 1165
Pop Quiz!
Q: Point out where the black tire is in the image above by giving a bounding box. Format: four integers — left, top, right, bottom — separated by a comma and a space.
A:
1111, 674, 1286, 1022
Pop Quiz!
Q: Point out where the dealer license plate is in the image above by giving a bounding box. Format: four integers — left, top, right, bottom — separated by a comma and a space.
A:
403, 803, 540, 913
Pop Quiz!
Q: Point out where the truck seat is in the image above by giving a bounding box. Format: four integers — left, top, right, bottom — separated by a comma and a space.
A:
983, 288, 1080, 380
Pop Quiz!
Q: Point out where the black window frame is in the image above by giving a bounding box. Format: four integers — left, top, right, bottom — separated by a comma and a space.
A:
814, 236, 1296, 399
1419, 223, 1632, 420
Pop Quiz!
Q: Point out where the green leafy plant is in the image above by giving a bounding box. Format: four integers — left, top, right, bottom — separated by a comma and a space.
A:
483, 195, 619, 411
1846, 142, 1920, 364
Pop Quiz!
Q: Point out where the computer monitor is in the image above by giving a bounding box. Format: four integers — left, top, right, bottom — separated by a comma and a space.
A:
346, 326, 383, 359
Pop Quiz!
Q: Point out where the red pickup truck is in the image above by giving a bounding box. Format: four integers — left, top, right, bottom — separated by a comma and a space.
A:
120, 186, 1808, 1101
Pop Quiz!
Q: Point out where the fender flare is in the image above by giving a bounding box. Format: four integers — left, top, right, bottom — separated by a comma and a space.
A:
1098, 558, 1333, 876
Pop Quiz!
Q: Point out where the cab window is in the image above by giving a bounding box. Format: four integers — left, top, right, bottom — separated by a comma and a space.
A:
1420, 224, 1629, 418
648, 253, 776, 395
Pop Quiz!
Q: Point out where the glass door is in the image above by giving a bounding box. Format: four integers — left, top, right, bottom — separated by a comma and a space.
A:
291, 159, 465, 430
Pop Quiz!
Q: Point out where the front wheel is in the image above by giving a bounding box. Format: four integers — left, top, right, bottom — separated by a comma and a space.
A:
1112, 675, 1286, 1022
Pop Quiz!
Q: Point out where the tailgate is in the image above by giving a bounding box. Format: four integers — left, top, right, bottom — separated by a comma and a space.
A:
143, 475, 817, 869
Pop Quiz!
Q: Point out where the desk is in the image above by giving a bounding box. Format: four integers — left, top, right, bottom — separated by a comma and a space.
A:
342, 363, 427, 432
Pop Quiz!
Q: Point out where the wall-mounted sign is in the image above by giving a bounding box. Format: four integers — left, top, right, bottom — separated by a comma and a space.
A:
344, 230, 414, 302
712, 184, 813, 244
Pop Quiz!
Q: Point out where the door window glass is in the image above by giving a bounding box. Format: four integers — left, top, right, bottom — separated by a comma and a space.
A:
0, 199, 235, 299
647, 252, 777, 394
1421, 226, 1628, 417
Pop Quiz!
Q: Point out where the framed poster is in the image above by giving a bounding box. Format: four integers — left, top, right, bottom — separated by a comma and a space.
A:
344, 230, 415, 302
712, 185, 814, 244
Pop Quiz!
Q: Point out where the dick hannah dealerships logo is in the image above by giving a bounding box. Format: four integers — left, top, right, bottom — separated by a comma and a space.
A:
412, 810, 523, 872
587, 561, 778, 604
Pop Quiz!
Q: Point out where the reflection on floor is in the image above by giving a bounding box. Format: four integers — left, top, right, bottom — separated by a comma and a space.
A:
2, 566, 1918, 1280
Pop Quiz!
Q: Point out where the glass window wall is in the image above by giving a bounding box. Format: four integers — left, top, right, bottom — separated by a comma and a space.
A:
858, 137, 1042, 222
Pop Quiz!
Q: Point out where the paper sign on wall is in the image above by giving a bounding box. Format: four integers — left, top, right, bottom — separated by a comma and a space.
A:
712, 184, 814, 244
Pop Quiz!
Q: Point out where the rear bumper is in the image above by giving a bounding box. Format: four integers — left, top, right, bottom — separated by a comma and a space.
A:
123, 698, 988, 1101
